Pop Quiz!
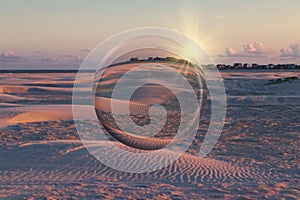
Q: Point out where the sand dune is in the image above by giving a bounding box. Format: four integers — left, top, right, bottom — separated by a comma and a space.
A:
0, 141, 275, 185
0, 86, 30, 94
0, 93, 29, 102
221, 71, 300, 80
227, 96, 300, 106
0, 85, 86, 94
0, 72, 89, 96
0, 140, 294, 200
7, 111, 72, 124
0, 105, 90, 127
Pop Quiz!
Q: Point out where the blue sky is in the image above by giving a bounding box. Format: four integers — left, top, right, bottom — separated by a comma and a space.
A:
1, 0, 300, 68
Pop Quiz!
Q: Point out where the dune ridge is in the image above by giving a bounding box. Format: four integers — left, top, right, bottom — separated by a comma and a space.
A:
0, 105, 90, 128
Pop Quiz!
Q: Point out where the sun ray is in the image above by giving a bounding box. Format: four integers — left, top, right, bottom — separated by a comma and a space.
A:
167, 1, 217, 65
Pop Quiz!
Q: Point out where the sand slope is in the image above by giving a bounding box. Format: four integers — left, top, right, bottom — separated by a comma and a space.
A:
0, 141, 277, 195
0, 105, 90, 128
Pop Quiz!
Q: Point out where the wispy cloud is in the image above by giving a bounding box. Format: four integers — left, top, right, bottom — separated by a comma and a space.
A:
280, 44, 300, 59
41, 56, 58, 62
59, 54, 83, 62
0, 51, 86, 69
0, 51, 24, 62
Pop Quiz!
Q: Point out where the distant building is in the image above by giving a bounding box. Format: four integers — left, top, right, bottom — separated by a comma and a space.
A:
287, 64, 296, 69
130, 57, 139, 61
233, 63, 243, 69
268, 64, 275, 69
217, 64, 226, 70
261, 65, 268, 69
278, 64, 284, 69
252, 63, 258, 69
243, 63, 251, 69
214, 62, 299, 70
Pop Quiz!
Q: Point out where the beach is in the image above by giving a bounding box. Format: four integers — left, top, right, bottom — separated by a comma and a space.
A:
0, 70, 299, 199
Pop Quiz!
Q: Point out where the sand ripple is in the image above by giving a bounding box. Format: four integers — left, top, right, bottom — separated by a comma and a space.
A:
0, 141, 276, 185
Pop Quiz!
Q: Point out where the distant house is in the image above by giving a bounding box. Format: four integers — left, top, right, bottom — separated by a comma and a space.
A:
287, 64, 296, 69
243, 63, 251, 69
252, 63, 258, 69
268, 64, 275, 69
233, 63, 243, 69
213, 62, 299, 70
277, 64, 285, 69
154, 57, 162, 61
261, 65, 268, 69
217, 64, 226, 70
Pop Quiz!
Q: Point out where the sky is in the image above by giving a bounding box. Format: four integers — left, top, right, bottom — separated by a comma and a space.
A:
0, 0, 300, 69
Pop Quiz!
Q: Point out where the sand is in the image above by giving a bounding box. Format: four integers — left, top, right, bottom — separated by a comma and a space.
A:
0, 69, 299, 199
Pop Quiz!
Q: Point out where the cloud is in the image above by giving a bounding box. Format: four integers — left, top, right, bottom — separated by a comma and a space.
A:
0, 51, 24, 62
40, 54, 83, 63
221, 41, 268, 58
59, 54, 83, 62
280, 44, 300, 58
225, 47, 238, 57
41, 56, 58, 62
0, 50, 86, 69
243, 41, 265, 54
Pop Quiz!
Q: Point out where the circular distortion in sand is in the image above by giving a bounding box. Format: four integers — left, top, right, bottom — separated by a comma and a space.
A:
94, 61, 207, 151
73, 27, 226, 172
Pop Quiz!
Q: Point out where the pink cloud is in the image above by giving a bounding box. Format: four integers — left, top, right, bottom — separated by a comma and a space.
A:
243, 41, 265, 54
222, 41, 268, 58
225, 47, 238, 57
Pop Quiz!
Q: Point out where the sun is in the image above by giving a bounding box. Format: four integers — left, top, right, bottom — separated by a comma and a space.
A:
168, 1, 216, 65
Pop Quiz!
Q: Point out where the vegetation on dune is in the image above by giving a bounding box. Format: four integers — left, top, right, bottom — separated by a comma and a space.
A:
266, 76, 299, 85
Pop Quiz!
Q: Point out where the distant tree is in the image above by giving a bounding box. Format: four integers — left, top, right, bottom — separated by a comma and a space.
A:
166, 57, 176, 62
130, 57, 139, 61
